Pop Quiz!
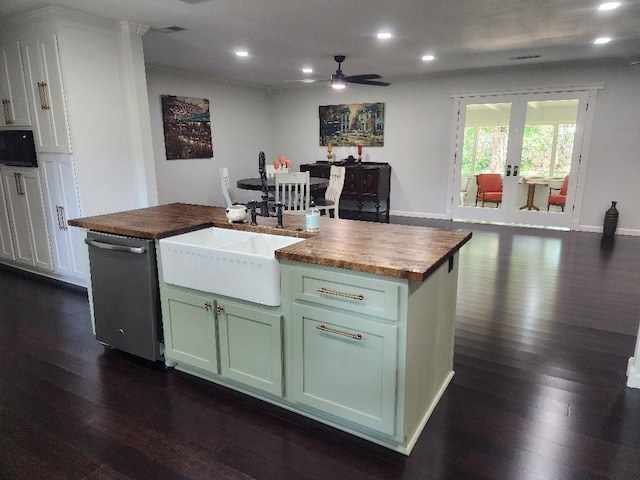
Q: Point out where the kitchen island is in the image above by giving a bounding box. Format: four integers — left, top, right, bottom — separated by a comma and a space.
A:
69, 203, 471, 454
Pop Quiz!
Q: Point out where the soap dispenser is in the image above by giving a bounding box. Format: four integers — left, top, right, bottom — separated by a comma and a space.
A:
305, 199, 320, 233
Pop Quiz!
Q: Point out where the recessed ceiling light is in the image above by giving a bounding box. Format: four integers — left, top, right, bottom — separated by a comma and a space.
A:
302, 68, 313, 74
235, 50, 249, 57
377, 32, 393, 40
598, 2, 621, 11
594, 36, 612, 45
422, 55, 435, 62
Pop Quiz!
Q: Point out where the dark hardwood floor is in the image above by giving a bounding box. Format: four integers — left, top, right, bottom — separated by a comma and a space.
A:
1, 220, 639, 479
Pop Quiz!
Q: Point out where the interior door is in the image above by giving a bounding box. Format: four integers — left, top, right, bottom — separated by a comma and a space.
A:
451, 91, 590, 229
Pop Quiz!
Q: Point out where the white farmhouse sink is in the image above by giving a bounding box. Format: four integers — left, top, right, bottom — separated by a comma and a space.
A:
159, 227, 304, 306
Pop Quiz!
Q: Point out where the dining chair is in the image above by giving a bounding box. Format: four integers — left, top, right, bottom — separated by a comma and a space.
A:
265, 165, 277, 178
275, 171, 310, 214
315, 165, 346, 218
475, 173, 503, 207
219, 167, 238, 207
547, 175, 569, 211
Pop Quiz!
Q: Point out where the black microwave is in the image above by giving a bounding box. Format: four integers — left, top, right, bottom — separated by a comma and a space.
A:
0, 130, 38, 167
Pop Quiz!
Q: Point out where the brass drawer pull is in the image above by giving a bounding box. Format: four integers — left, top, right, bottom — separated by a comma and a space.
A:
316, 324, 362, 341
317, 287, 364, 301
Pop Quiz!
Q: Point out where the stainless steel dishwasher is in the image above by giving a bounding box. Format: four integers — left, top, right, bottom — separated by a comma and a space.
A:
85, 231, 162, 361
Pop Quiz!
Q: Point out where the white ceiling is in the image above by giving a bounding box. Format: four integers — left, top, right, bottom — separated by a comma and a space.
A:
2, 0, 640, 88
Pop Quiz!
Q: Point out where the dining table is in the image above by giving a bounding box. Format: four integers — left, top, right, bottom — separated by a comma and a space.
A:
237, 176, 329, 191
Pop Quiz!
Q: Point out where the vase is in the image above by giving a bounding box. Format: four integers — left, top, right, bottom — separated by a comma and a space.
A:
603, 201, 619, 237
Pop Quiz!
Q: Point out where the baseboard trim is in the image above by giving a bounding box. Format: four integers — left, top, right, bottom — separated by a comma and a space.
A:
390, 210, 449, 220
627, 357, 640, 389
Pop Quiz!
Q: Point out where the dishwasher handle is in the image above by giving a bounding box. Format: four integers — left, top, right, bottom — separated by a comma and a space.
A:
85, 238, 146, 254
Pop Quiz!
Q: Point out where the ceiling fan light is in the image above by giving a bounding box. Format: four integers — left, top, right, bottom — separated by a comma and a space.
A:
331, 79, 346, 89
331, 72, 346, 89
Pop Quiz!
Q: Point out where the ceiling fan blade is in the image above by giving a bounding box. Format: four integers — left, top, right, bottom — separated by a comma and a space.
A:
284, 78, 325, 84
344, 74, 382, 82
349, 79, 391, 87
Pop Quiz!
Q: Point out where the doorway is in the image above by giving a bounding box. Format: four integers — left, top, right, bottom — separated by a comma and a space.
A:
450, 88, 597, 229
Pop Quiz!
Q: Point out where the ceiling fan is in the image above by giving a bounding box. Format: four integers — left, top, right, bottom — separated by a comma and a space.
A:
330, 55, 390, 89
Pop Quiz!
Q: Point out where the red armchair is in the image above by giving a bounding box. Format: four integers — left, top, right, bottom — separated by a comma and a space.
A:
475, 173, 503, 207
547, 175, 569, 211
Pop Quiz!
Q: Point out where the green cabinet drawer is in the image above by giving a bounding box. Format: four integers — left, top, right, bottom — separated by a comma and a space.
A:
161, 288, 218, 373
291, 304, 398, 436
290, 265, 400, 321
217, 300, 284, 397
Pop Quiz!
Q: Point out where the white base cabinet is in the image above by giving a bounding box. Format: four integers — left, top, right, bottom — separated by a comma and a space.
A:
40, 153, 85, 284
0, 165, 52, 271
0, 173, 15, 260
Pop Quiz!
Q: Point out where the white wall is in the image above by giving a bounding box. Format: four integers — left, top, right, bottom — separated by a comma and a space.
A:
146, 67, 273, 207
270, 61, 640, 234
146, 61, 640, 233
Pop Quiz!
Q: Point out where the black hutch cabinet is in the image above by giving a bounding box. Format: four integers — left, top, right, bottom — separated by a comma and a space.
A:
300, 162, 391, 222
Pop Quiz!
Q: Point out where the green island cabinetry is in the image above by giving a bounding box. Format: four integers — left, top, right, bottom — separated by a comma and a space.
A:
158, 241, 459, 454
160, 284, 284, 397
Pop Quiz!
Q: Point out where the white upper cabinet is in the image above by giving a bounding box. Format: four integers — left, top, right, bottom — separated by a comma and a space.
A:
0, 41, 31, 127
20, 34, 71, 153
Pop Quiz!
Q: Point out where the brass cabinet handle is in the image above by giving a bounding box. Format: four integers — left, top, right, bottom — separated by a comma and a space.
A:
56, 205, 67, 230
316, 324, 362, 341
2, 99, 13, 124
317, 287, 364, 301
216, 305, 224, 316
14, 172, 24, 196
204, 301, 212, 311
37, 82, 50, 110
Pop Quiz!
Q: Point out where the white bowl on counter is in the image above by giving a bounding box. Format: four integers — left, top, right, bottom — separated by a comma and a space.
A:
225, 204, 248, 223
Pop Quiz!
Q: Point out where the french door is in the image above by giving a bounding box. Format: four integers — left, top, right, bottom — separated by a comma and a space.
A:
450, 90, 592, 229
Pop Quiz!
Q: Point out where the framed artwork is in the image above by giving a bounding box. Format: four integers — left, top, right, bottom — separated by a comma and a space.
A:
161, 95, 213, 159
319, 102, 385, 147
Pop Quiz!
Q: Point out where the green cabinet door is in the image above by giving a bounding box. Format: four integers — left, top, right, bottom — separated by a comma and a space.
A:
291, 303, 398, 435
161, 288, 218, 373
217, 300, 283, 396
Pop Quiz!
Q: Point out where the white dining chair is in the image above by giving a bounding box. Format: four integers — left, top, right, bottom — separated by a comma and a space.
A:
274, 171, 310, 214
315, 165, 345, 218
219, 167, 238, 207
265, 165, 277, 178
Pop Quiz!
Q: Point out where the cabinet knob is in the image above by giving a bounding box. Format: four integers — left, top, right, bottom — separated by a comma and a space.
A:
204, 301, 212, 311
216, 305, 224, 315
118, 328, 124, 335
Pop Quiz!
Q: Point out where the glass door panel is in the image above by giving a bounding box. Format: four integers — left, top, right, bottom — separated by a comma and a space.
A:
458, 102, 511, 210
452, 91, 588, 229
508, 95, 584, 228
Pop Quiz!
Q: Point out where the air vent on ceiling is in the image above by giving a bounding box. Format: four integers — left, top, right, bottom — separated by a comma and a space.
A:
152, 25, 188, 34
509, 55, 541, 61
178, 0, 214, 4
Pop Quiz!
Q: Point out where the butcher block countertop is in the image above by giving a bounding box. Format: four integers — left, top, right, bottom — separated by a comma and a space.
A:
69, 203, 471, 282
